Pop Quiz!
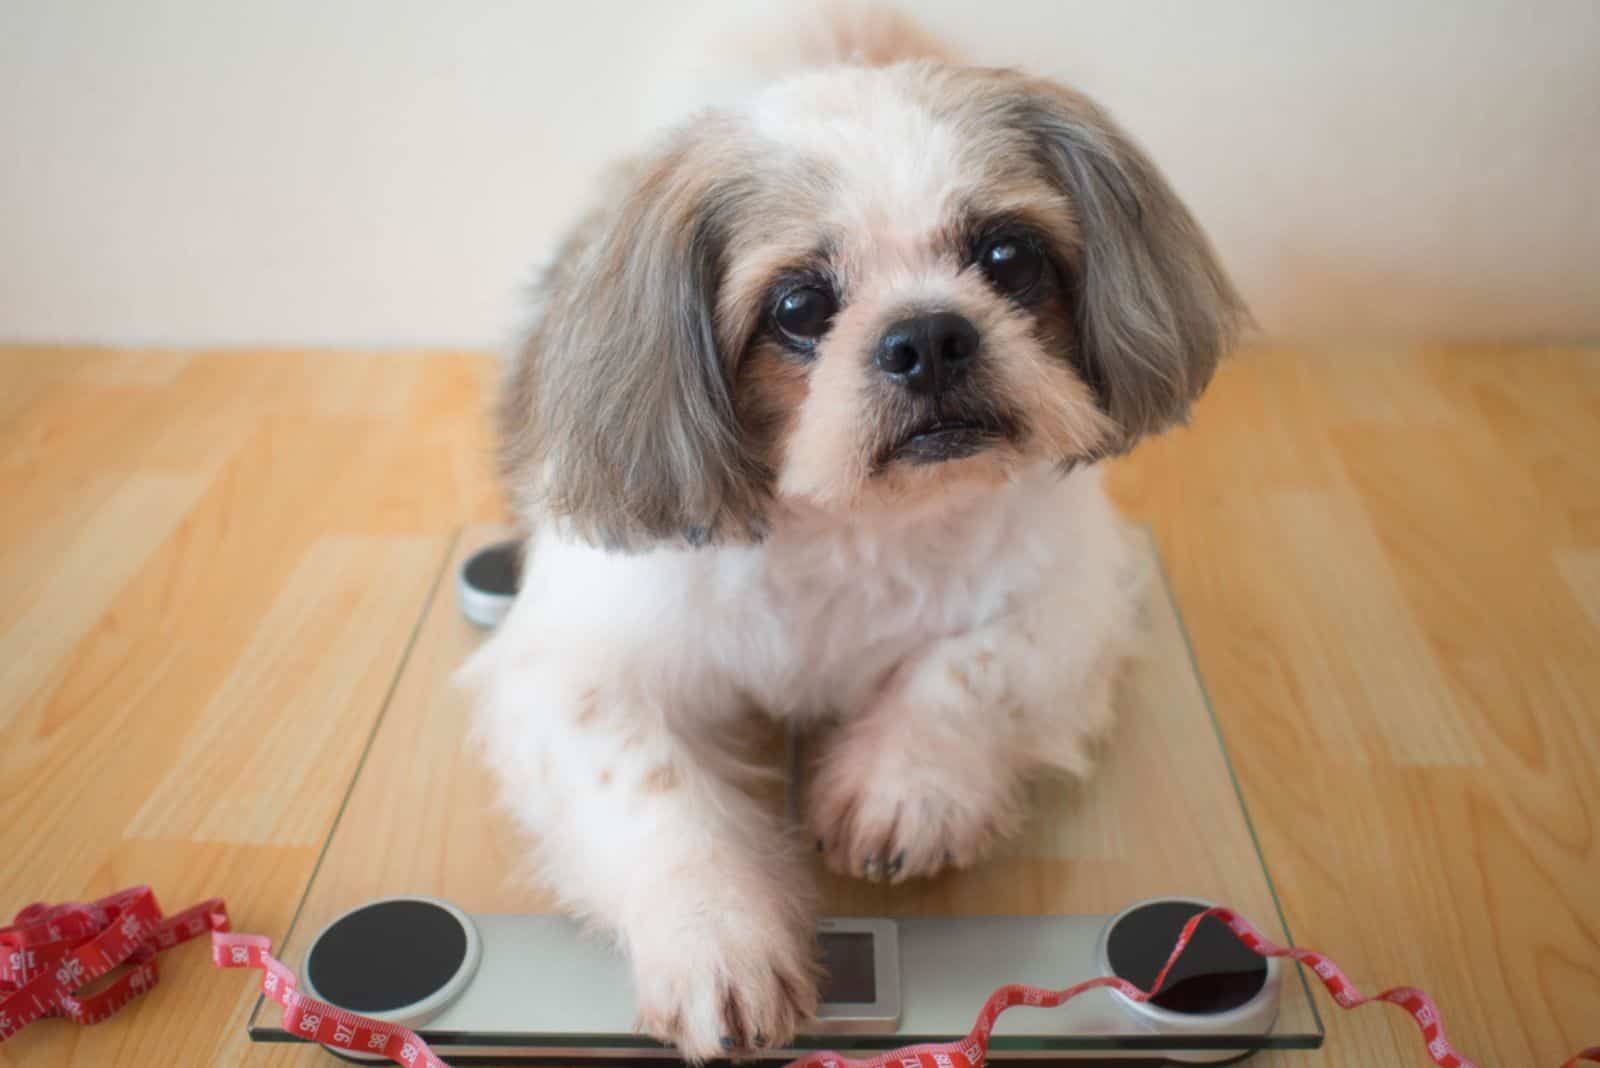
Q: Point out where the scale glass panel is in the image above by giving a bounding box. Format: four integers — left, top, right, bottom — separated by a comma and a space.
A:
249, 526, 1323, 1063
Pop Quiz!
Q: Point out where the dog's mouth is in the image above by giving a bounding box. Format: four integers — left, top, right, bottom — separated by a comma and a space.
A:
882, 416, 1009, 466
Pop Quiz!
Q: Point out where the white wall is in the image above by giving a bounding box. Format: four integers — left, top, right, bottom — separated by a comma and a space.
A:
2, 0, 1597, 349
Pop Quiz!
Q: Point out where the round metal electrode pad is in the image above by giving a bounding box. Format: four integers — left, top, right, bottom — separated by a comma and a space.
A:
301, 897, 482, 1059
1096, 897, 1280, 1062
458, 539, 520, 628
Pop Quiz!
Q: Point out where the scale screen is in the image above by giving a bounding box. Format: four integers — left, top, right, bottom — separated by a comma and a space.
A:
818, 931, 876, 1003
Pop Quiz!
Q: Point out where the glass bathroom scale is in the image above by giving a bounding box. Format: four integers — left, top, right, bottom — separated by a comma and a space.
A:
248, 526, 1323, 1063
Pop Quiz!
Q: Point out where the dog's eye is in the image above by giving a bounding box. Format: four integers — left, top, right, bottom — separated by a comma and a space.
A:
978, 236, 1046, 297
773, 285, 837, 344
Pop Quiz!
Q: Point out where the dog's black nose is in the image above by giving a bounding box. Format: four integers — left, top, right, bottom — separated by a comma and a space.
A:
874, 312, 979, 395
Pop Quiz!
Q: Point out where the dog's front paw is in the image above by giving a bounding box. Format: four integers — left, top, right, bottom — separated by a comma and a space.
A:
629, 887, 818, 1062
807, 723, 1025, 883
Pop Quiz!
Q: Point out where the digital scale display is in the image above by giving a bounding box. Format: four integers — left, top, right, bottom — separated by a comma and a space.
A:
811, 918, 901, 1033
816, 931, 876, 1004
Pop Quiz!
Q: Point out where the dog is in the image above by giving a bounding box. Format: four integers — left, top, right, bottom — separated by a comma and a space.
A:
463, 7, 1243, 1060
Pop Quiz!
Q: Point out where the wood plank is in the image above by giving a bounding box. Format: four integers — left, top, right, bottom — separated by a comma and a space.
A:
125, 533, 443, 846
0, 474, 206, 724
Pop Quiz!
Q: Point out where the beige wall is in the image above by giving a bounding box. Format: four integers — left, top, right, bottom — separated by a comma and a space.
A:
2, 0, 1596, 348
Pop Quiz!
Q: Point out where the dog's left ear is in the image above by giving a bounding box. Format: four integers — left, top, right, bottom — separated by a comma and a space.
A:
1008, 79, 1248, 454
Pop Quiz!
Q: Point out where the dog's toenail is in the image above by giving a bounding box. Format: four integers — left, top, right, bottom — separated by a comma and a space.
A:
720, 1036, 736, 1050
888, 851, 905, 875
815, 838, 824, 852
863, 856, 880, 878
753, 1032, 768, 1046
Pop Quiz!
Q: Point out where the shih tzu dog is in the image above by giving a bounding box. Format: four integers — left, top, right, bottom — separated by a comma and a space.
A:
464, 7, 1243, 1061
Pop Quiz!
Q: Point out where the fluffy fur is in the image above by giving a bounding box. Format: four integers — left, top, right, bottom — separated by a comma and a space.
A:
465, 8, 1243, 1060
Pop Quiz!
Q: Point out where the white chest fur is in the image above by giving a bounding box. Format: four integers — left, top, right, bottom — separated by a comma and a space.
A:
489, 463, 1133, 727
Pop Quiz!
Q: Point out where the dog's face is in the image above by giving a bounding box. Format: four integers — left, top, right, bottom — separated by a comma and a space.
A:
501, 63, 1244, 549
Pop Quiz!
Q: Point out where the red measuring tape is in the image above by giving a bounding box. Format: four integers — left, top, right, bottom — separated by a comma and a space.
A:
2, 886, 1595, 1067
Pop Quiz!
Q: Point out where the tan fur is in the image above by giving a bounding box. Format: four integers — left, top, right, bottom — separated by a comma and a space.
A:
642, 764, 681, 795
735, 343, 812, 491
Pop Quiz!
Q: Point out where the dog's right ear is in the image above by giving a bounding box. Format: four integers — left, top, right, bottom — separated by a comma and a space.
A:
497, 124, 770, 551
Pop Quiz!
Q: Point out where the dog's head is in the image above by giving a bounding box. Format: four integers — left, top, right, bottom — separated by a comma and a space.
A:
501, 63, 1245, 550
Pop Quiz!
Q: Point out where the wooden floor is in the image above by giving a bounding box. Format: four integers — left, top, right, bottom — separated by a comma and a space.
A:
0, 343, 1595, 1066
